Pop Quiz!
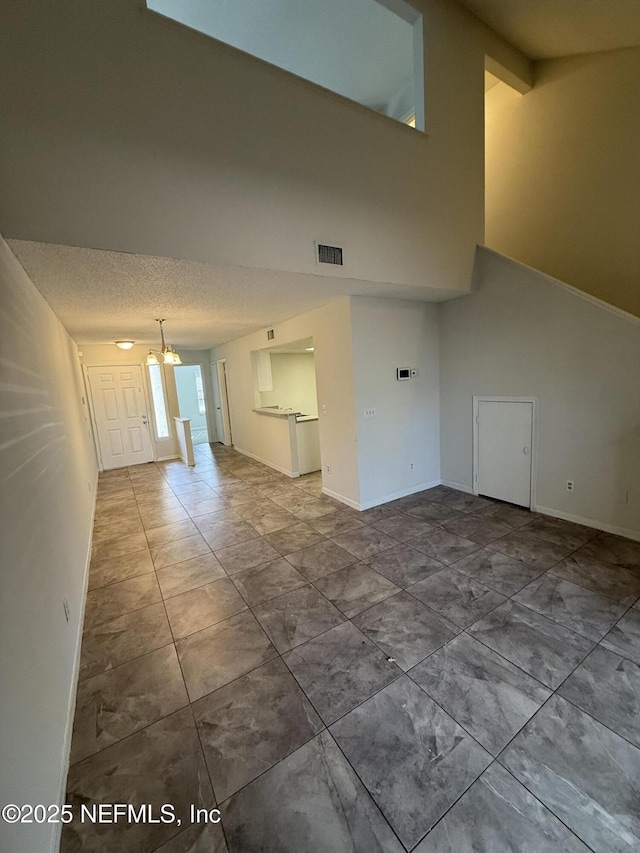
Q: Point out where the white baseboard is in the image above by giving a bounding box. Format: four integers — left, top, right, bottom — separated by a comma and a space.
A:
323, 480, 441, 512
441, 479, 474, 495
358, 480, 442, 511
233, 446, 298, 478
534, 504, 640, 542
321, 486, 361, 510
53, 474, 98, 852
156, 454, 180, 463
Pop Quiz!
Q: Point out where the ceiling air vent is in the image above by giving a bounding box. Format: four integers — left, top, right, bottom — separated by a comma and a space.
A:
317, 243, 344, 266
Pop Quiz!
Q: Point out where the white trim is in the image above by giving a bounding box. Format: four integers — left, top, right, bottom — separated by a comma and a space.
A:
156, 454, 180, 462
441, 479, 473, 494
215, 359, 233, 447
321, 486, 360, 510
233, 445, 298, 478
210, 360, 225, 445
53, 477, 97, 852
480, 246, 640, 327
472, 396, 538, 510
323, 479, 441, 512
358, 479, 441, 511
534, 504, 640, 543
82, 364, 104, 470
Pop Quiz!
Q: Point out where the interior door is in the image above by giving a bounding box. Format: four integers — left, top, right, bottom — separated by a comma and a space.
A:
210, 362, 225, 443
87, 365, 153, 469
477, 400, 533, 507
215, 360, 233, 446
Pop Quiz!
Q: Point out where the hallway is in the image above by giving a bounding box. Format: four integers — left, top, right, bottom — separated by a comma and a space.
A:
63, 444, 640, 852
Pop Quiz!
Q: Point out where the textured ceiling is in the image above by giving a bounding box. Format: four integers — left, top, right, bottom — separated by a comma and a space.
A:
8, 241, 456, 349
460, 0, 640, 59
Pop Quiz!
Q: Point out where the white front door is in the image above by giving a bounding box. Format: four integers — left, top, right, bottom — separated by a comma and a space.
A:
476, 400, 533, 508
87, 365, 153, 469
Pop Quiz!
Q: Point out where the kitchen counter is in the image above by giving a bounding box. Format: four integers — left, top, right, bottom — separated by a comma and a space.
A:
253, 407, 318, 423
251, 408, 320, 475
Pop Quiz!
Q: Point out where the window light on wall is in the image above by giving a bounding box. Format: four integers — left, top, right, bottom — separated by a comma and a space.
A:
148, 364, 170, 439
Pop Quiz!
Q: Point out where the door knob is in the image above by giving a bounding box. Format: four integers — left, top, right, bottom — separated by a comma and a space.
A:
523, 447, 530, 455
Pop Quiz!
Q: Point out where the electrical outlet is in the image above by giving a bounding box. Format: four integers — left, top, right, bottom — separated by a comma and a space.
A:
566, 480, 574, 492
409, 462, 415, 470
321, 404, 327, 415
325, 464, 331, 474
63, 597, 70, 623
364, 408, 376, 418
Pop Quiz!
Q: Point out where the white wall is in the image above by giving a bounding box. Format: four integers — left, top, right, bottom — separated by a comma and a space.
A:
79, 344, 180, 462
440, 247, 640, 538
351, 297, 440, 508
213, 295, 442, 510
0, 235, 98, 853
211, 298, 360, 505
485, 46, 640, 317
0, 0, 529, 299
260, 353, 318, 415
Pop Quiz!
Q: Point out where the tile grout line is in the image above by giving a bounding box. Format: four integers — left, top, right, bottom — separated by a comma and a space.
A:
77, 453, 640, 850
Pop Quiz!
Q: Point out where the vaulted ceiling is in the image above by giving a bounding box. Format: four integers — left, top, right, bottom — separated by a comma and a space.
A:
4, 0, 640, 349
459, 0, 640, 60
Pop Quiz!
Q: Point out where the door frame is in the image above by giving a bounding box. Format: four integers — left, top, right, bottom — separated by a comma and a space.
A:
83, 362, 156, 470
472, 396, 538, 509
214, 359, 233, 446
210, 361, 223, 443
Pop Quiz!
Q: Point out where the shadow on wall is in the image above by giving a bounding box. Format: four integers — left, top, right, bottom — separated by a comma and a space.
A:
439, 246, 640, 539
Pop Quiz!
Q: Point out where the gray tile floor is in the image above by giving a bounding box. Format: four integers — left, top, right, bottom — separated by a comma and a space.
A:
62, 444, 640, 852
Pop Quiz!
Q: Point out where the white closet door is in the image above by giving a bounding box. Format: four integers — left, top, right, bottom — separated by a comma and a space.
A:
477, 400, 533, 507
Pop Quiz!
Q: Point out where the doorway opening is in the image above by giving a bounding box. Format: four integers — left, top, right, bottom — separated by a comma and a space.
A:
251, 337, 321, 476
174, 364, 210, 445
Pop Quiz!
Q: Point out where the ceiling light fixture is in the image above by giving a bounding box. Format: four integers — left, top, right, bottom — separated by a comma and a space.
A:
115, 340, 135, 350
146, 319, 182, 366
305, 347, 315, 351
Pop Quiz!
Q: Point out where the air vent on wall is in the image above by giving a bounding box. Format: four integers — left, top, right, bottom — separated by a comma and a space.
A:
267, 329, 275, 340
317, 243, 344, 266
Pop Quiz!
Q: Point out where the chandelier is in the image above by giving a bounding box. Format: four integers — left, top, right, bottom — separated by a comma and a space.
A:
146, 319, 182, 366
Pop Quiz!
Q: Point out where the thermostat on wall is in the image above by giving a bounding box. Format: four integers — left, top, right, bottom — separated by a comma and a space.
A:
397, 367, 411, 380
